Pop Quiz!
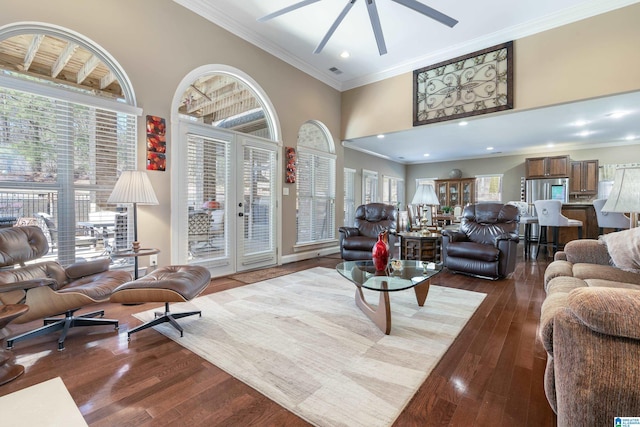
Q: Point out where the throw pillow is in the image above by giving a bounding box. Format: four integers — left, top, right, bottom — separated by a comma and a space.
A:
599, 227, 640, 273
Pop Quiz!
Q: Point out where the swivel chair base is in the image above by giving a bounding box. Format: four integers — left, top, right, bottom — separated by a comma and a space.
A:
6, 308, 119, 351
127, 302, 201, 339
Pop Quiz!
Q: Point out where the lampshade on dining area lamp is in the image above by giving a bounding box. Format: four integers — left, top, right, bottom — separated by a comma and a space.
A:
602, 167, 640, 229
107, 170, 159, 252
411, 184, 440, 235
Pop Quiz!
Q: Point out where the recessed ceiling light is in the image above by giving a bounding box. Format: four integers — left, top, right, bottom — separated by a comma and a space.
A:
340, 51, 350, 59
547, 142, 555, 147
377, 134, 384, 139
578, 130, 591, 137
625, 135, 636, 141
606, 110, 629, 119
572, 120, 589, 127
423, 153, 430, 157
486, 146, 494, 151
459, 121, 468, 126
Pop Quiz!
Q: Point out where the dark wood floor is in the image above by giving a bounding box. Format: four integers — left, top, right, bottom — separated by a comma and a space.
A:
0, 247, 556, 426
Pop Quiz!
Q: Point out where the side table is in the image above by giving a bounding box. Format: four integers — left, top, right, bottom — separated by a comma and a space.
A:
111, 248, 160, 279
0, 304, 29, 385
398, 232, 441, 263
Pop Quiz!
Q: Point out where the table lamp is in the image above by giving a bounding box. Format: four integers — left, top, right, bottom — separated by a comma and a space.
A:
108, 170, 159, 251
602, 167, 640, 228
411, 184, 440, 235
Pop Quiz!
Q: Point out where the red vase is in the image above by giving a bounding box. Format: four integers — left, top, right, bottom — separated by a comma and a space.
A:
372, 230, 389, 272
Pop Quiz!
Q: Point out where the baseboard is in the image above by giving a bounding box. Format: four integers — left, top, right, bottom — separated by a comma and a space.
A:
281, 245, 340, 264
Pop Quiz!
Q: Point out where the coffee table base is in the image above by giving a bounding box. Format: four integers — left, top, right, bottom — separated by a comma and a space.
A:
354, 279, 431, 334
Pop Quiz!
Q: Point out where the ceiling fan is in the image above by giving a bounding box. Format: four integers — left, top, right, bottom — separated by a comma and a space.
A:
258, 0, 458, 56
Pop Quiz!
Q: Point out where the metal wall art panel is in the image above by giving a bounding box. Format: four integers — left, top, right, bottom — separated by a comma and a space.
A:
413, 41, 513, 126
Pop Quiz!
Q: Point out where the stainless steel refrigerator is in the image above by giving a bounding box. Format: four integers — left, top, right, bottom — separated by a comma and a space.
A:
524, 178, 570, 239
525, 178, 570, 209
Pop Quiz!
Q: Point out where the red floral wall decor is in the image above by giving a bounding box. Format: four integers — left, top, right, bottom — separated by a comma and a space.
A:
146, 115, 166, 171
285, 146, 296, 183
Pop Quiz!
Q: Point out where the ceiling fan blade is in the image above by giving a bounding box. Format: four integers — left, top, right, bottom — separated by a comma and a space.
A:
314, 0, 357, 54
390, 0, 458, 27
366, 0, 387, 55
258, 0, 322, 22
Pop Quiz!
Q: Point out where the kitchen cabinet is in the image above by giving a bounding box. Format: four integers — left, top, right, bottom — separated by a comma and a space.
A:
435, 178, 475, 209
549, 204, 598, 246
569, 160, 599, 195
525, 155, 570, 179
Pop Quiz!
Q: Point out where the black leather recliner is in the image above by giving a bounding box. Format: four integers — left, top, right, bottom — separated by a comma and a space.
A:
339, 203, 397, 261
441, 203, 519, 280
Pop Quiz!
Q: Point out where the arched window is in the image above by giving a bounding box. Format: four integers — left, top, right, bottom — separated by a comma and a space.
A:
171, 66, 281, 274
296, 121, 336, 244
178, 72, 275, 139
0, 23, 139, 265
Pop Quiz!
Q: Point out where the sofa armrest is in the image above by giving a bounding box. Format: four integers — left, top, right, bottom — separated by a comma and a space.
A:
552, 288, 640, 426
567, 287, 640, 339
562, 239, 611, 265
494, 231, 519, 245
441, 229, 468, 243
65, 258, 110, 280
338, 226, 360, 238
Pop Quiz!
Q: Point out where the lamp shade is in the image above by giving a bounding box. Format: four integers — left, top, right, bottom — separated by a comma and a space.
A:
108, 170, 159, 205
411, 184, 440, 206
602, 167, 640, 228
602, 167, 640, 213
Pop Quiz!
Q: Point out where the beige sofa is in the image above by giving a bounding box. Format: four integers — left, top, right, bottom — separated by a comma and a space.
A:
539, 236, 640, 426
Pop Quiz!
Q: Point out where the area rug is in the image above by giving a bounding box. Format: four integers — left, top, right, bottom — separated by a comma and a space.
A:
0, 377, 87, 426
134, 267, 486, 427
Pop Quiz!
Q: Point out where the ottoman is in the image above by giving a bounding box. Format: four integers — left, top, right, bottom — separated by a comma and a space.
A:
110, 265, 211, 338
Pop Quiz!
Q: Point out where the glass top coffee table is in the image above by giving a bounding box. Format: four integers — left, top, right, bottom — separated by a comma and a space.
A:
336, 260, 442, 334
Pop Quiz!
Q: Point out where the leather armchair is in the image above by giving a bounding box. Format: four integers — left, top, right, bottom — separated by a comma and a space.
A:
339, 203, 397, 261
0, 226, 131, 350
441, 203, 519, 280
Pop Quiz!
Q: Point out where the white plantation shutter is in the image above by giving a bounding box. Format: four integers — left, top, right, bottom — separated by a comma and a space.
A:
0, 82, 136, 265
296, 150, 335, 243
344, 168, 356, 226
186, 134, 230, 261
242, 145, 276, 256
382, 175, 404, 207
362, 169, 378, 204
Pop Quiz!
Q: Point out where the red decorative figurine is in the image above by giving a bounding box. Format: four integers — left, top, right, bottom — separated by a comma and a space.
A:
372, 230, 390, 272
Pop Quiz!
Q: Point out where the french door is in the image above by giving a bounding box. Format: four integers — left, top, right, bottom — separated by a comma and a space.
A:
173, 122, 279, 277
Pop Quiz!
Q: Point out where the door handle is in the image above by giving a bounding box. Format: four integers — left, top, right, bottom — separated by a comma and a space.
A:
238, 212, 244, 217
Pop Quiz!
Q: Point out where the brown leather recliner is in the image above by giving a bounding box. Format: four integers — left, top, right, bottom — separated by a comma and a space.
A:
0, 226, 131, 350
441, 203, 519, 280
339, 203, 397, 261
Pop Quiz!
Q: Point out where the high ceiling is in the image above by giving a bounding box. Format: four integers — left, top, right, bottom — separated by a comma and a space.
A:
175, 0, 640, 164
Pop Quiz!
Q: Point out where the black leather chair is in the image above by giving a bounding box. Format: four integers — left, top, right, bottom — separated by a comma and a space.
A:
441, 203, 519, 280
339, 203, 397, 261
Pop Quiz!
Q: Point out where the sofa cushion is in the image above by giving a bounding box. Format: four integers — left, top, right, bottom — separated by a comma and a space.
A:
584, 278, 640, 290
573, 263, 640, 286
599, 227, 640, 273
446, 241, 499, 262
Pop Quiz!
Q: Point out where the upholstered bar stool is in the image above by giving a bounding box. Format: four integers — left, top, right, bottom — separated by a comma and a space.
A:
534, 199, 582, 258
593, 198, 630, 234
507, 201, 538, 258
110, 265, 211, 339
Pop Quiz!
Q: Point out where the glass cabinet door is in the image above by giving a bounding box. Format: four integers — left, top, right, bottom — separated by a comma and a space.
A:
461, 180, 473, 206
448, 182, 460, 207
437, 182, 447, 206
